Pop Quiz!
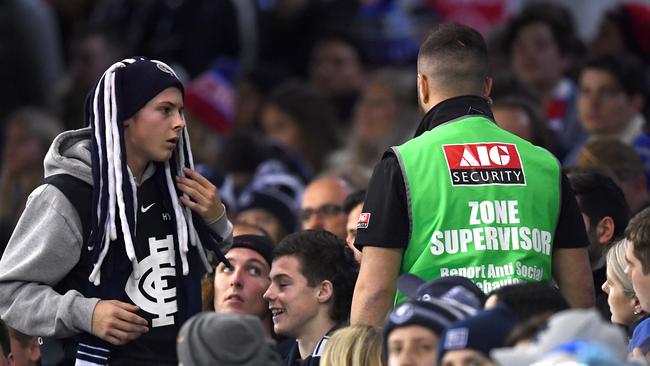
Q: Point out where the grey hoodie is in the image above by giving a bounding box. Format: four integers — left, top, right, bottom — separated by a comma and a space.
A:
0, 127, 233, 337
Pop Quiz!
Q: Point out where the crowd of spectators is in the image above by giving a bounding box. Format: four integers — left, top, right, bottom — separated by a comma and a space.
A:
5, 0, 650, 365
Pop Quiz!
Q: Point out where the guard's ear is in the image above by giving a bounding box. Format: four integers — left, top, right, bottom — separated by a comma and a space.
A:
484, 77, 493, 98
417, 73, 430, 106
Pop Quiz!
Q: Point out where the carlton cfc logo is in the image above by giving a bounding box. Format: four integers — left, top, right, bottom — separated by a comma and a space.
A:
442, 143, 526, 186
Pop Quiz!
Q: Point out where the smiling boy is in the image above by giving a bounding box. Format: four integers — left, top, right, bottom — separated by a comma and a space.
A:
264, 230, 358, 365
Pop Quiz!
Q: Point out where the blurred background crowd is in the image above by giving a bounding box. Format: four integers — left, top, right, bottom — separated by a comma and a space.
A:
4, 0, 650, 251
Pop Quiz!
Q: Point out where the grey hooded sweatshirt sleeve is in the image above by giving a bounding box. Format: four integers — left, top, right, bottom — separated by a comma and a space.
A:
0, 128, 233, 337
0, 128, 99, 336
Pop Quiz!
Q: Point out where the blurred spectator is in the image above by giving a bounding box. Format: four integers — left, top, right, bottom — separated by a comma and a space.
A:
602, 240, 648, 344
589, 2, 650, 65
502, 2, 586, 156
327, 68, 418, 175
529, 340, 633, 366
182, 58, 238, 185
218, 132, 306, 222
397, 274, 486, 314
234, 65, 290, 132
321, 325, 384, 366
0, 0, 64, 137
236, 190, 297, 243
263, 230, 359, 366
308, 33, 368, 124
438, 305, 517, 366
261, 81, 341, 176
484, 282, 569, 324
300, 176, 354, 240
6, 326, 41, 366
503, 312, 556, 348
567, 168, 629, 319
567, 53, 647, 165
185, 58, 238, 135
0, 0, 63, 120
343, 189, 366, 262
92, 0, 258, 77
232, 222, 269, 238
0, 108, 64, 253
491, 309, 628, 365
176, 312, 281, 366
257, 0, 359, 78
320, 164, 370, 193
575, 138, 648, 214
492, 95, 551, 150
384, 300, 467, 366
350, 0, 419, 67
53, 24, 124, 130
424, 0, 508, 36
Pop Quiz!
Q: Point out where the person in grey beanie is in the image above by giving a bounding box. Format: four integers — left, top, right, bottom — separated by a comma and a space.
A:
177, 311, 281, 366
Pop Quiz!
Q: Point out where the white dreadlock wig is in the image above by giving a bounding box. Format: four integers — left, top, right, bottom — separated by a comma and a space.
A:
86, 57, 213, 285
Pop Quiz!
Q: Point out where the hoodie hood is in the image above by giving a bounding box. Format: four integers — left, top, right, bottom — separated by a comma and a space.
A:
44, 127, 94, 185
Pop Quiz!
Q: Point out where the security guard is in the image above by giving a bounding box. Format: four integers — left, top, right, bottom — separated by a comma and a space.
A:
350, 23, 594, 327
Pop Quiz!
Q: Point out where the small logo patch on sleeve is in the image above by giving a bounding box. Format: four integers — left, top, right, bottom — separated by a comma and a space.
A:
442, 143, 526, 186
357, 213, 371, 228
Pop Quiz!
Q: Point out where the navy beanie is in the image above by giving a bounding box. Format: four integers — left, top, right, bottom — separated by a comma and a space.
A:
383, 299, 470, 345
114, 57, 185, 122
438, 304, 517, 362
397, 274, 486, 310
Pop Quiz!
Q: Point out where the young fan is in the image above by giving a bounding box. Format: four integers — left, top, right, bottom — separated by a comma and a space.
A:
0, 57, 233, 365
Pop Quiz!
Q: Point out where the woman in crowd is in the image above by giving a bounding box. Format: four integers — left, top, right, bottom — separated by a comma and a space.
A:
603, 239, 650, 353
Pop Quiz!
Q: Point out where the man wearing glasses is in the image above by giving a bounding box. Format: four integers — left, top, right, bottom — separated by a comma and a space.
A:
299, 176, 353, 240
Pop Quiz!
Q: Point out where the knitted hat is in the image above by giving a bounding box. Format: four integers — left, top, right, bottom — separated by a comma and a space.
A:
231, 234, 274, 266
397, 274, 486, 313
177, 312, 281, 366
114, 57, 184, 122
438, 304, 517, 362
491, 308, 628, 365
384, 300, 470, 342
85, 57, 228, 286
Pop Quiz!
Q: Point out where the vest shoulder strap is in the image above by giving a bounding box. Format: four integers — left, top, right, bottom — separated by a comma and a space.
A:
43, 174, 92, 244
41, 174, 93, 366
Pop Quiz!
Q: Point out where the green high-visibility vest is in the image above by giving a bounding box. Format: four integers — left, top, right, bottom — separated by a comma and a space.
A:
393, 116, 561, 303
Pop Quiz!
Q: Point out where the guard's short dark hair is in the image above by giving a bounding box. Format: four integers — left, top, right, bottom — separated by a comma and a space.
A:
343, 189, 366, 214
626, 208, 650, 274
568, 168, 629, 241
273, 230, 359, 323
581, 53, 647, 98
418, 22, 488, 92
